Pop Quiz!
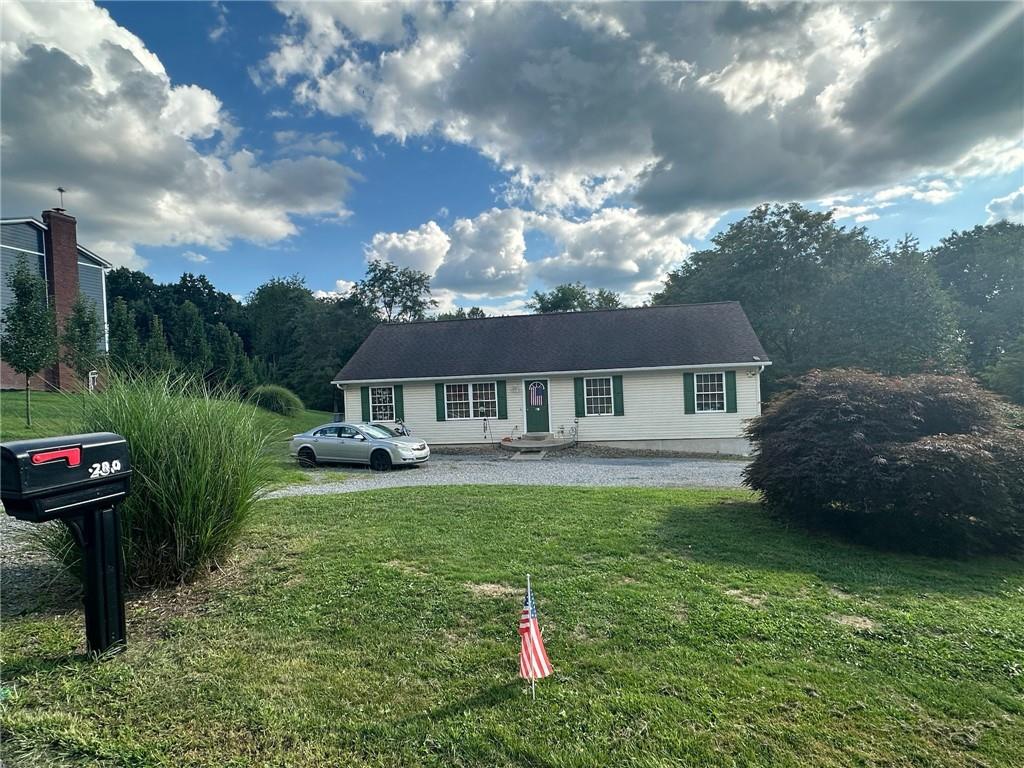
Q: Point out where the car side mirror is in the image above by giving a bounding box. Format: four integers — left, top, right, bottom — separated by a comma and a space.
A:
354, 434, 366, 441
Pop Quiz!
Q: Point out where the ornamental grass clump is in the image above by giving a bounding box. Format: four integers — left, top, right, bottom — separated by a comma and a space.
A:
744, 369, 1024, 558
249, 384, 304, 418
36, 373, 271, 587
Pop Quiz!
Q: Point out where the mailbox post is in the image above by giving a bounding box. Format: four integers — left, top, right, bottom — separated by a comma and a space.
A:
1, 433, 132, 656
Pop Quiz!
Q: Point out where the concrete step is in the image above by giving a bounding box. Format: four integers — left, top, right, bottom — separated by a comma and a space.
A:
509, 450, 548, 461
523, 432, 553, 441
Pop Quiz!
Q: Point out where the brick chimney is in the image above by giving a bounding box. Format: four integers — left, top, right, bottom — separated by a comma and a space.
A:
41, 208, 80, 389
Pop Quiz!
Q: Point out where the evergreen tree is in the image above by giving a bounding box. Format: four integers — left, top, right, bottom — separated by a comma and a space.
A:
174, 300, 211, 374
143, 314, 174, 371
228, 332, 258, 392
207, 322, 236, 381
0, 258, 59, 425
60, 294, 105, 389
108, 297, 144, 372
983, 333, 1024, 405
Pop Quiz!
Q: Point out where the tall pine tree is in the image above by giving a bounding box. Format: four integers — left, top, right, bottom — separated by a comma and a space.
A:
174, 300, 211, 374
144, 314, 174, 371
108, 296, 144, 372
60, 294, 105, 389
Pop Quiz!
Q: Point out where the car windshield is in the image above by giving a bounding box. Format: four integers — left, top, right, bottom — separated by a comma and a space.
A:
359, 425, 395, 439
371, 424, 398, 436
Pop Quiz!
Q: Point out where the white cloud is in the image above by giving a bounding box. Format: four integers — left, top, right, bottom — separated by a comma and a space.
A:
313, 278, 357, 300
209, 1, 228, 43
182, 250, 208, 263
434, 208, 530, 296
874, 179, 955, 205
986, 186, 1024, 224
697, 58, 807, 114
0, 0, 358, 267
530, 208, 714, 295
366, 206, 717, 302
365, 220, 450, 274
262, 2, 1022, 215
273, 130, 346, 156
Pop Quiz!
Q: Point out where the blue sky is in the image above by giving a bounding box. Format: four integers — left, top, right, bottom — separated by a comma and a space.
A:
2, 1, 1022, 311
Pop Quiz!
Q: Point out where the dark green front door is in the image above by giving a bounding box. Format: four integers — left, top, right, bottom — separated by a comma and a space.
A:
525, 380, 550, 433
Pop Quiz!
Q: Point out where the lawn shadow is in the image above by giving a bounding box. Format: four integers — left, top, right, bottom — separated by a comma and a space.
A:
1, 652, 91, 681
1, 561, 82, 618
391, 682, 560, 768
652, 498, 1022, 596
394, 681, 520, 729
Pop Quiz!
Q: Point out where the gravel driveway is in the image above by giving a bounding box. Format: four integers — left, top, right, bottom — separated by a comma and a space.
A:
267, 453, 747, 498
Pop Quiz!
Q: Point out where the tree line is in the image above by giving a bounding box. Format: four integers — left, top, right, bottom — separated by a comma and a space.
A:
3, 202, 1021, 425
649, 204, 1022, 402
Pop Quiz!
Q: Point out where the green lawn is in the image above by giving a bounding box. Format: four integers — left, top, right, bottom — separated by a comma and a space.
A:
2, 486, 1021, 767
0, 389, 335, 488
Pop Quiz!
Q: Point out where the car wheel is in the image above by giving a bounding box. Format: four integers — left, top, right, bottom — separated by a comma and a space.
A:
297, 447, 318, 468
370, 450, 392, 472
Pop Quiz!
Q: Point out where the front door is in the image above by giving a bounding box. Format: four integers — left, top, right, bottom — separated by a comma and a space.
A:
525, 380, 550, 433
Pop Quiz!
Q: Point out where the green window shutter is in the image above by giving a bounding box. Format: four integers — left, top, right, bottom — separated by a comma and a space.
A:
725, 371, 737, 413
574, 377, 586, 417
360, 386, 370, 422
612, 375, 624, 416
496, 380, 508, 420
435, 383, 446, 421
394, 385, 404, 421
683, 373, 695, 414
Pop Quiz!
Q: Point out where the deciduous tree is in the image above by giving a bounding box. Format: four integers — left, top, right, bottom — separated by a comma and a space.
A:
355, 259, 437, 322
526, 283, 623, 312
0, 258, 59, 425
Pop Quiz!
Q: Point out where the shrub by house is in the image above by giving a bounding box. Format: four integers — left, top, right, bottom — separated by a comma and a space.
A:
744, 369, 1024, 557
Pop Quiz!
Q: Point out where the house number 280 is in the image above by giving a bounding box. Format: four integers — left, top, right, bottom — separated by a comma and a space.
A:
89, 460, 122, 478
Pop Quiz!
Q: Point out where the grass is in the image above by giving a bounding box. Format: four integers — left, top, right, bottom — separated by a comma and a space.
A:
2, 486, 1021, 767
0, 389, 334, 488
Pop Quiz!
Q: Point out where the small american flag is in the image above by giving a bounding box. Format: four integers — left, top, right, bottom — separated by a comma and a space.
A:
518, 577, 553, 683
529, 382, 545, 407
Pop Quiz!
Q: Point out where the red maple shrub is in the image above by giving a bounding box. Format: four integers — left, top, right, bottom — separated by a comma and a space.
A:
744, 369, 1023, 557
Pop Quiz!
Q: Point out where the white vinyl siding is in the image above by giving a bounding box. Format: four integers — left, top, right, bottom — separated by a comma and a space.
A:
370, 386, 394, 421
445, 381, 496, 420
348, 368, 761, 446
584, 377, 614, 416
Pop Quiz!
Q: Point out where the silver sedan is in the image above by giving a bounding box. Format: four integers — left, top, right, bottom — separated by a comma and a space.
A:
289, 422, 430, 471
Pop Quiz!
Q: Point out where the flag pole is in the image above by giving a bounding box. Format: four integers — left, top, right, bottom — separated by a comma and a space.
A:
527, 573, 535, 701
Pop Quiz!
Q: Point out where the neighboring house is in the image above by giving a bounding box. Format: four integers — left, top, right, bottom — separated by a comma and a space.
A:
332, 302, 770, 454
1, 209, 110, 390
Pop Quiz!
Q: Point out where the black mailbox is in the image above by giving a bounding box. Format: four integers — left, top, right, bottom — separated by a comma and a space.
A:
1, 432, 133, 657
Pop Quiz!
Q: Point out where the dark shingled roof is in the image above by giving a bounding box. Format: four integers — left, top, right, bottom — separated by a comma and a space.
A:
334, 302, 768, 382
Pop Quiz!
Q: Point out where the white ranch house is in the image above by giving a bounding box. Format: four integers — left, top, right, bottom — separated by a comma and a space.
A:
333, 302, 770, 455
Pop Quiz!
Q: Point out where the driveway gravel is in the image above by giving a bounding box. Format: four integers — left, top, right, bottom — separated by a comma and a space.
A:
266, 453, 748, 498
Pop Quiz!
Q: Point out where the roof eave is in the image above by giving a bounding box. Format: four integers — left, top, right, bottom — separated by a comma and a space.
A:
332, 360, 772, 385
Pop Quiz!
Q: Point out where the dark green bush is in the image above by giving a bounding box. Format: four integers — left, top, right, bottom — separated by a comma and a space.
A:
33, 374, 271, 587
744, 369, 1023, 557
249, 384, 304, 417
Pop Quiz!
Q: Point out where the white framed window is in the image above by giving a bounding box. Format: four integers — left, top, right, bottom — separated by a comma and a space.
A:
370, 386, 395, 421
695, 372, 725, 412
584, 377, 614, 416
472, 382, 498, 418
445, 381, 497, 419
